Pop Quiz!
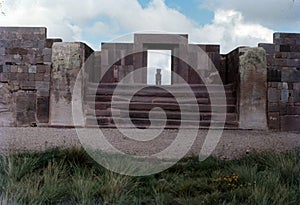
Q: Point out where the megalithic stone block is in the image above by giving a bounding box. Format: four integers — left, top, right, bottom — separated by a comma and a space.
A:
49, 42, 94, 127
238, 47, 268, 130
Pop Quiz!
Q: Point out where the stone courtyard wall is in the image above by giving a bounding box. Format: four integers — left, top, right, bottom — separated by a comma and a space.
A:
259, 33, 300, 131
0, 27, 62, 126
0, 27, 299, 131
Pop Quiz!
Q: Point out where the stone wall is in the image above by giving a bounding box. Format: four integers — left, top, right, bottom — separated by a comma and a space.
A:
259, 33, 300, 131
0, 27, 61, 126
1, 27, 300, 131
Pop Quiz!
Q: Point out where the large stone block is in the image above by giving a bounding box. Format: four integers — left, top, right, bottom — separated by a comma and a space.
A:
281, 115, 300, 131
37, 97, 49, 123
0, 83, 14, 126
287, 105, 300, 115
268, 112, 280, 130
15, 91, 37, 126
268, 103, 280, 112
268, 88, 280, 102
281, 67, 298, 82
50, 42, 94, 126
268, 68, 281, 82
238, 47, 268, 130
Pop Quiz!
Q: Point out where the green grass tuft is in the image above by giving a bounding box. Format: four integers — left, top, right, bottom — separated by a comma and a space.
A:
0, 148, 299, 204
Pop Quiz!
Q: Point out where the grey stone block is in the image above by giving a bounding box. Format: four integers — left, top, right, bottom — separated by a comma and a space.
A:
281, 68, 297, 82
259, 43, 275, 54
287, 106, 300, 115
0, 73, 9, 82
281, 82, 289, 103
268, 103, 279, 112
35, 81, 50, 90
28, 66, 37, 74
280, 103, 287, 115
268, 69, 281, 82
17, 73, 28, 81
9, 73, 17, 81
268, 88, 280, 102
268, 112, 280, 130
34, 73, 44, 81
37, 97, 49, 123
28, 73, 35, 81
281, 115, 300, 131
10, 65, 18, 73
290, 45, 300, 52
274, 38, 297, 45
20, 81, 35, 90
294, 91, 300, 103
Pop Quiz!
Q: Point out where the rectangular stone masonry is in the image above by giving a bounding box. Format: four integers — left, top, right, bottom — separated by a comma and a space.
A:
281, 115, 300, 131
15, 91, 37, 126
287, 106, 300, 115
37, 97, 49, 123
268, 112, 280, 130
45, 39, 63, 48
28, 65, 37, 73
268, 103, 280, 112
268, 69, 281, 82
268, 88, 280, 102
259, 43, 276, 56
20, 81, 35, 90
281, 68, 298, 82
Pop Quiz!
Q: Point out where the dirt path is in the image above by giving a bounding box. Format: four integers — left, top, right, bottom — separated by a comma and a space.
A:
0, 128, 299, 159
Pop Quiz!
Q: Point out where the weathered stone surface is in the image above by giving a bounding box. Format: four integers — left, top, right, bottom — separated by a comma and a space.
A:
238, 47, 268, 130
268, 112, 280, 130
268, 103, 280, 112
268, 69, 281, 82
281, 82, 289, 103
15, 91, 37, 126
50, 42, 93, 126
268, 88, 280, 102
281, 67, 298, 82
0, 83, 14, 126
37, 97, 49, 123
287, 106, 300, 115
281, 115, 300, 131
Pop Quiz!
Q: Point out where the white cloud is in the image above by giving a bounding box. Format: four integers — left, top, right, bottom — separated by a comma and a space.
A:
0, 0, 275, 53
193, 9, 274, 52
200, 0, 300, 29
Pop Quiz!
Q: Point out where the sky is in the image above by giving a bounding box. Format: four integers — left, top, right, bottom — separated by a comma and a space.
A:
0, 0, 299, 53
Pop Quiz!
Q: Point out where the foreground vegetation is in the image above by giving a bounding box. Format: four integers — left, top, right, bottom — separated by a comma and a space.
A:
0, 148, 299, 205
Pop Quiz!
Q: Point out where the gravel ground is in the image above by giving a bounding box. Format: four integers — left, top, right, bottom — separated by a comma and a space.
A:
0, 127, 299, 159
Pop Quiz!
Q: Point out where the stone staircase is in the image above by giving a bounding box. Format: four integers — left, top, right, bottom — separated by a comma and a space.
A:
84, 83, 238, 129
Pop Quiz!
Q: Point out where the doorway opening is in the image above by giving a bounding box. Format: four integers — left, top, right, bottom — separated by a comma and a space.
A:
147, 50, 172, 85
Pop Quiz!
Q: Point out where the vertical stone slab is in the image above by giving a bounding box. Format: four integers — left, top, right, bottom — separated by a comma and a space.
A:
238, 47, 268, 130
0, 83, 15, 126
50, 42, 93, 127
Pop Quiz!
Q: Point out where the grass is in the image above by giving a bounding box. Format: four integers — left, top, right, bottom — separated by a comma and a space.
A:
0, 148, 299, 205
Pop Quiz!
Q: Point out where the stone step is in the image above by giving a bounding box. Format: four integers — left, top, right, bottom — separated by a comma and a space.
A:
85, 117, 239, 128
85, 109, 237, 121
86, 82, 235, 91
86, 90, 235, 99
87, 102, 237, 113
85, 95, 236, 105
86, 89, 235, 98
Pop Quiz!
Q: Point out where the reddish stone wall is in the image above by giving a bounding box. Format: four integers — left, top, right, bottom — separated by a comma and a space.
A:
0, 27, 62, 126
260, 33, 300, 131
1, 27, 299, 131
